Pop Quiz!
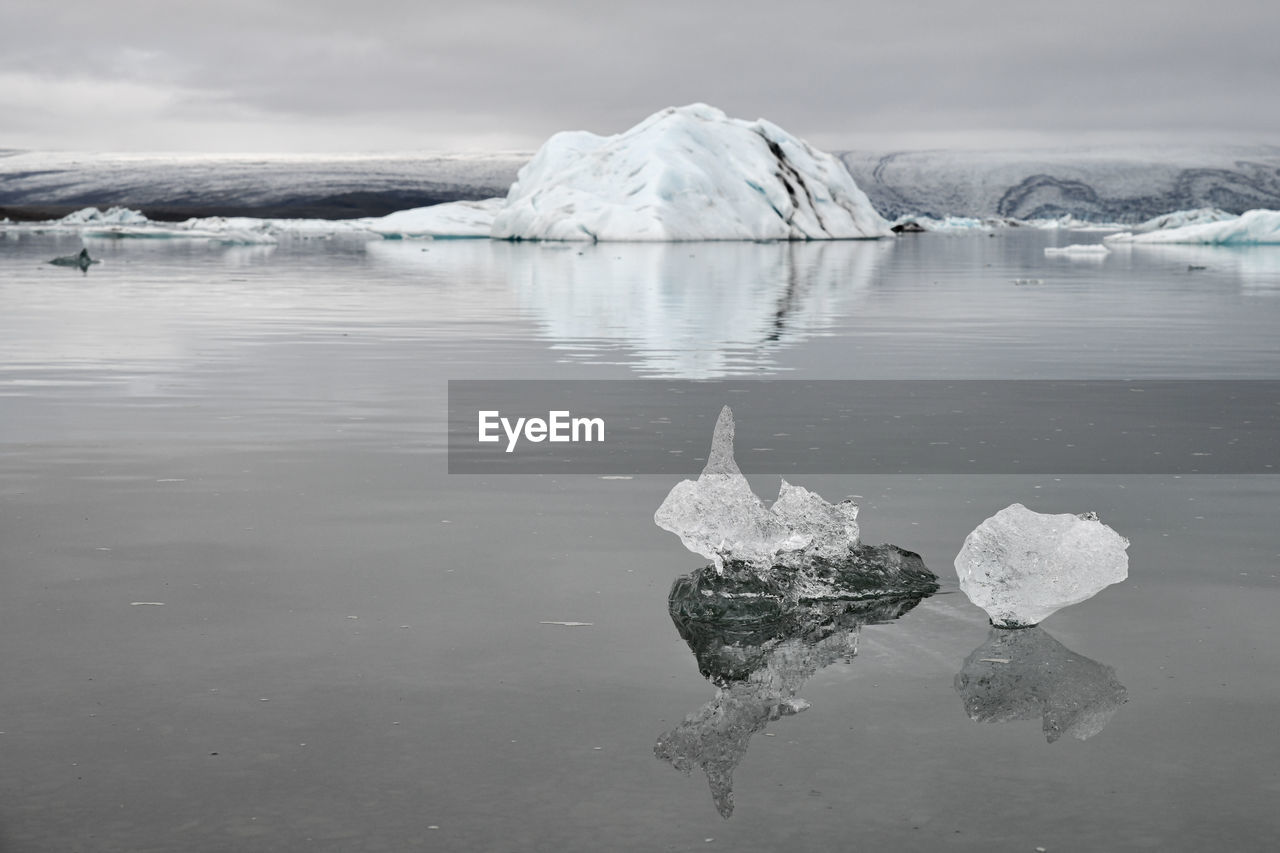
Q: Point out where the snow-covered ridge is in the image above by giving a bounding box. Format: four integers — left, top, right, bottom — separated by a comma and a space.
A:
492, 104, 890, 241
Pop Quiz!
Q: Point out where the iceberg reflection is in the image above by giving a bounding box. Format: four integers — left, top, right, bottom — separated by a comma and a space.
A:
656, 569, 934, 817
955, 625, 1127, 742
506, 240, 892, 377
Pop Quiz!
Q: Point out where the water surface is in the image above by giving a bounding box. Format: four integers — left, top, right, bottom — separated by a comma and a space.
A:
2, 231, 1278, 851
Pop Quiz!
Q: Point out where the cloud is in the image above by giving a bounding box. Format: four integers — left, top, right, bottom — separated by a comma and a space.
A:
2, 0, 1277, 150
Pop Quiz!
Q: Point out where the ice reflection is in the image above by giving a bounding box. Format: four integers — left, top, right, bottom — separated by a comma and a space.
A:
955, 625, 1127, 742
505, 240, 891, 377
1112, 244, 1280, 292
656, 569, 934, 817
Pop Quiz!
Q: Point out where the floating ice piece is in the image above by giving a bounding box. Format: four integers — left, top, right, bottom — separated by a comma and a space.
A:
367, 198, 503, 238
654, 406, 805, 569
1105, 209, 1280, 245
654, 406, 857, 571
491, 103, 891, 242
955, 503, 1129, 627
1043, 243, 1109, 256
955, 625, 1127, 742
655, 406, 937, 599
48, 248, 97, 270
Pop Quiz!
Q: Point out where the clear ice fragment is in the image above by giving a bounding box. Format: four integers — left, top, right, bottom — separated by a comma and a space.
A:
954, 503, 1129, 627
654, 406, 857, 572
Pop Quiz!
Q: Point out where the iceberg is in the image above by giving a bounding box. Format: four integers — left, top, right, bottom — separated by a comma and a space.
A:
1130, 207, 1236, 233
57, 206, 150, 226
491, 104, 891, 242
954, 503, 1129, 627
654, 406, 937, 600
1105, 209, 1280, 245
955, 626, 1127, 742
658, 575, 932, 817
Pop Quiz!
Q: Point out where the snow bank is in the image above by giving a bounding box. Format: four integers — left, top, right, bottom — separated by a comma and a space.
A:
491, 104, 891, 242
367, 198, 502, 238
1105, 209, 1280, 245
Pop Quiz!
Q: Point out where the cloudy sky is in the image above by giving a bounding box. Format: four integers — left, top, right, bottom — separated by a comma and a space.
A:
2, 0, 1278, 152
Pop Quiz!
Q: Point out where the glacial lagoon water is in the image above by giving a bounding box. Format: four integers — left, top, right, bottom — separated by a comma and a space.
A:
2, 229, 1279, 851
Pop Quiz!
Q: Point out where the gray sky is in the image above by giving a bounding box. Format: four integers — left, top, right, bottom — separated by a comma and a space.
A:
2, 0, 1278, 152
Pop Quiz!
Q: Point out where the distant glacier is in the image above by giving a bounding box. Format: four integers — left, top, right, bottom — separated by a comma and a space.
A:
838, 146, 1280, 222
3, 144, 1279, 223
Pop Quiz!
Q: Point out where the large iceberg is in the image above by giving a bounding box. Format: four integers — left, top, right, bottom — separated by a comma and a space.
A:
490, 104, 891, 242
1105, 209, 1280, 245
954, 504, 1129, 627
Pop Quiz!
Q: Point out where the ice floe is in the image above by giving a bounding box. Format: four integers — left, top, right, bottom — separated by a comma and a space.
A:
1044, 243, 1110, 257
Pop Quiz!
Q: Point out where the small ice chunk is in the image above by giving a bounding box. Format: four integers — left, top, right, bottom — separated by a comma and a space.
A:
48, 248, 97, 270
954, 503, 1129, 627
653, 407, 805, 571
1043, 244, 1109, 256
769, 481, 861, 566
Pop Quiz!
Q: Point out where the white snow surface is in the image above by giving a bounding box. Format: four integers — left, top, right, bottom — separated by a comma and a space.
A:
1105, 209, 1280, 245
367, 199, 503, 238
490, 104, 891, 242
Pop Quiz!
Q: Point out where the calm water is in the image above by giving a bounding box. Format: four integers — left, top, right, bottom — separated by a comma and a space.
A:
2, 231, 1279, 852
